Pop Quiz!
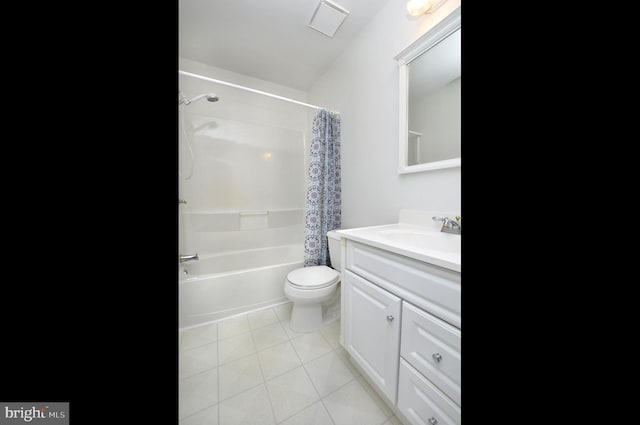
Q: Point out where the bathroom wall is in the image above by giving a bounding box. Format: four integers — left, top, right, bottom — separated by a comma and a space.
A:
179, 58, 311, 254
308, 0, 462, 228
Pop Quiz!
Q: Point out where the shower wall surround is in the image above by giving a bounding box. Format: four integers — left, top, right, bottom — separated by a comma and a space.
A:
179, 58, 312, 256
179, 59, 314, 326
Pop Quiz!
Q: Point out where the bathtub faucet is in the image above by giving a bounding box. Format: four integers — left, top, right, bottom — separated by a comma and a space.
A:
179, 253, 199, 263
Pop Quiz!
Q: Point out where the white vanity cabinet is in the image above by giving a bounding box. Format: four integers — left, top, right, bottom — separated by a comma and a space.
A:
342, 239, 461, 425
343, 270, 402, 403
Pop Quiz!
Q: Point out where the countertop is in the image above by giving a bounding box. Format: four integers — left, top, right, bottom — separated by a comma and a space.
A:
336, 223, 461, 272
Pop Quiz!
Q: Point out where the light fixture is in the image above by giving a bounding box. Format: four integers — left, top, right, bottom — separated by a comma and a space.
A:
406, 0, 447, 16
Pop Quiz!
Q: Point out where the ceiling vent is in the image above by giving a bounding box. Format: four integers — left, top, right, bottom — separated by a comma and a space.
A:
308, 0, 350, 38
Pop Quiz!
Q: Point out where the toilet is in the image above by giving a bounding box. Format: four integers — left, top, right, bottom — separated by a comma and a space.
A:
284, 230, 342, 333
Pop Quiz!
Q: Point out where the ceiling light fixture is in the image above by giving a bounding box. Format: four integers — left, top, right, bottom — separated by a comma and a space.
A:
406, 0, 448, 16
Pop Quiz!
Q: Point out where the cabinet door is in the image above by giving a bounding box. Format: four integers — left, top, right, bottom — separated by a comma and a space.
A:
344, 270, 402, 403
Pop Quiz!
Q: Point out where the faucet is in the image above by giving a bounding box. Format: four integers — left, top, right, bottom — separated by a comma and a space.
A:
179, 253, 199, 263
432, 216, 461, 235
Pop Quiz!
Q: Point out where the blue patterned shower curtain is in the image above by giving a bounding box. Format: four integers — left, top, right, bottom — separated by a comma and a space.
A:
303, 109, 341, 267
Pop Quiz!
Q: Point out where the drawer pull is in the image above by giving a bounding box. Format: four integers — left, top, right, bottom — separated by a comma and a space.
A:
428, 418, 438, 425
386, 315, 394, 321
432, 353, 442, 362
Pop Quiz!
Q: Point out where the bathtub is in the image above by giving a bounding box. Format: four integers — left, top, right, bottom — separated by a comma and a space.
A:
179, 244, 303, 328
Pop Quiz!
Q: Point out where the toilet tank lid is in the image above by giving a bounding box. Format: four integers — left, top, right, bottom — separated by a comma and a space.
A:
327, 229, 341, 240
287, 266, 340, 287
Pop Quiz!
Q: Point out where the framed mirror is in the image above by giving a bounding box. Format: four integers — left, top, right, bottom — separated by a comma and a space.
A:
395, 7, 461, 174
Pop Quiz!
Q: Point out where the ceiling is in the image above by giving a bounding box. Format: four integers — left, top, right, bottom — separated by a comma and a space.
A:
179, 0, 391, 91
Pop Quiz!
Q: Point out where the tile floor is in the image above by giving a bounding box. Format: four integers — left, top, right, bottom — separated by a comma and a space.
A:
179, 302, 403, 425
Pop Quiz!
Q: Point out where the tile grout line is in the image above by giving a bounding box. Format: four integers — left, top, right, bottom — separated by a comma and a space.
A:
319, 398, 338, 425
269, 312, 334, 424
179, 341, 219, 381
178, 324, 220, 422
179, 308, 287, 424
247, 310, 279, 425
355, 375, 397, 424
182, 304, 372, 423
313, 336, 391, 425
183, 305, 354, 424
280, 323, 343, 424
181, 313, 348, 420
299, 358, 337, 425
216, 317, 264, 404
265, 306, 312, 424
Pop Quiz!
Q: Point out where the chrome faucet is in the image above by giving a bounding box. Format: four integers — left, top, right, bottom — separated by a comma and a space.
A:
179, 253, 199, 263
432, 216, 461, 234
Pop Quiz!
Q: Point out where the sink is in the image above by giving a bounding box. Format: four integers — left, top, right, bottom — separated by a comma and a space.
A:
379, 228, 460, 254
335, 210, 461, 272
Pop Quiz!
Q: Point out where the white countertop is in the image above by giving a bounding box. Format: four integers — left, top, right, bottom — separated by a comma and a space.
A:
336, 223, 461, 272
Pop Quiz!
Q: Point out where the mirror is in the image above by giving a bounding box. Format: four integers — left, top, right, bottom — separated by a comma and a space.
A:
395, 7, 461, 174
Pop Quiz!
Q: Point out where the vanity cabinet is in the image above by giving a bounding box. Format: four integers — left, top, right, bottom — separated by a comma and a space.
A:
343, 240, 461, 425
343, 270, 401, 402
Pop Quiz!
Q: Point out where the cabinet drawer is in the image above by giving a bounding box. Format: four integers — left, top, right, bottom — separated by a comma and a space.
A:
346, 241, 461, 328
398, 359, 461, 425
401, 302, 461, 406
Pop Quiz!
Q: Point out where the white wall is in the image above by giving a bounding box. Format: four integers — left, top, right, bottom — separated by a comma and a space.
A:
308, 0, 462, 228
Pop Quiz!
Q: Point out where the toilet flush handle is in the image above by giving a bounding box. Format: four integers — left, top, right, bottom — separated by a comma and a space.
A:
386, 315, 394, 322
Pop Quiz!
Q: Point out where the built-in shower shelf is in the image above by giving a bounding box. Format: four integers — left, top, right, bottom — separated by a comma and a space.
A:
184, 209, 303, 232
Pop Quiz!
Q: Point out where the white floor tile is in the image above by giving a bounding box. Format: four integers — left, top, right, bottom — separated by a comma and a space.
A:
265, 366, 319, 423
181, 323, 218, 351
281, 319, 307, 340
218, 314, 251, 340
252, 322, 289, 352
180, 404, 218, 425
322, 379, 389, 425
357, 376, 394, 419
247, 308, 280, 330
290, 332, 333, 363
217, 332, 256, 365
319, 319, 341, 349
219, 384, 275, 425
334, 347, 362, 378
273, 302, 293, 322
382, 416, 404, 425
279, 401, 334, 425
218, 354, 264, 401
303, 351, 356, 397
180, 341, 218, 379
179, 368, 219, 419
257, 341, 302, 381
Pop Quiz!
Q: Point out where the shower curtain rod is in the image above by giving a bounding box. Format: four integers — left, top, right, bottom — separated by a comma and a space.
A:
179, 70, 331, 112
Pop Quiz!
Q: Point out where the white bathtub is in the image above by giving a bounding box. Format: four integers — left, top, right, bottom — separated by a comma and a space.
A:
179, 244, 303, 328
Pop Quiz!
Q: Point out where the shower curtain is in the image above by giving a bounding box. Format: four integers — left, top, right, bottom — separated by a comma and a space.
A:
304, 108, 341, 267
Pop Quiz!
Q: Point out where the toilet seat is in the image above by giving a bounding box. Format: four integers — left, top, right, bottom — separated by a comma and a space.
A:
286, 266, 340, 290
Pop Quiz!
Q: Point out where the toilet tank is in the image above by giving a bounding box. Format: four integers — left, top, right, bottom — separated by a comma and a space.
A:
327, 230, 342, 271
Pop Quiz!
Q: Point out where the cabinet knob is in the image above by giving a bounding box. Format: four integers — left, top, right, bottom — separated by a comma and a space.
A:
432, 353, 442, 362
386, 315, 394, 322
428, 418, 438, 425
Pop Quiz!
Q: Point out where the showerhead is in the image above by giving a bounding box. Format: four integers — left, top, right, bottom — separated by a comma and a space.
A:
178, 91, 219, 105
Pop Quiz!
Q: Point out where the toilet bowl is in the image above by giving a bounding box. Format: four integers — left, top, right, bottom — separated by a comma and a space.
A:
284, 230, 342, 333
